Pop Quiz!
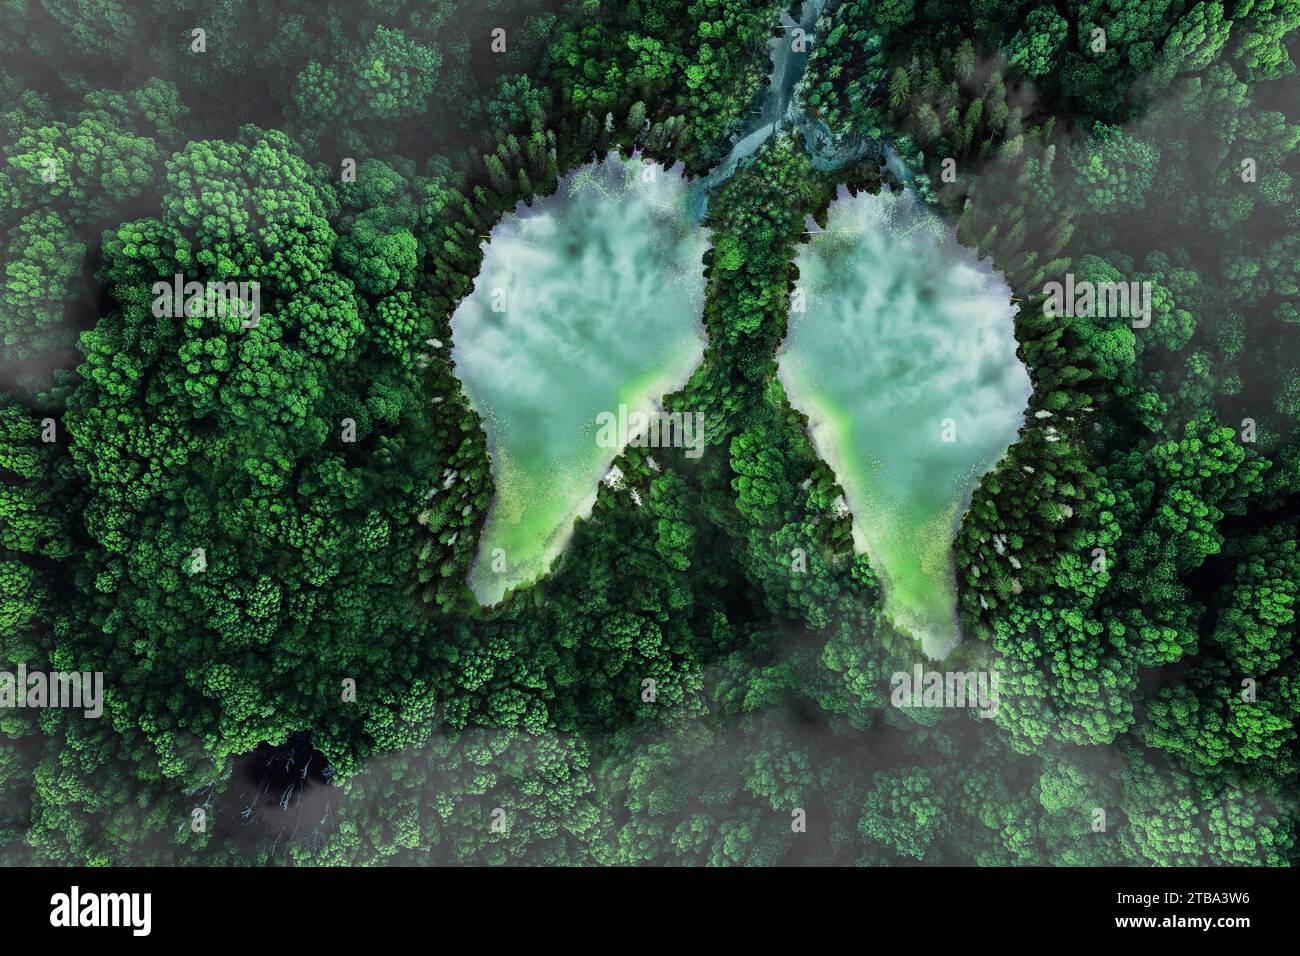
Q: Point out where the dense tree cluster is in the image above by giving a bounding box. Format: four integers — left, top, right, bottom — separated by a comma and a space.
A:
0, 0, 1295, 866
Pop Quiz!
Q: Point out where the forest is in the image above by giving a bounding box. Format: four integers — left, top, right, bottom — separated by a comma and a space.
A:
0, 0, 1297, 866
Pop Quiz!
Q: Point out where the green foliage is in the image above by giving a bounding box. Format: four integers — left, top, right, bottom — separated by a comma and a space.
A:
0, 0, 1296, 869
1006, 7, 1070, 78
1071, 124, 1161, 214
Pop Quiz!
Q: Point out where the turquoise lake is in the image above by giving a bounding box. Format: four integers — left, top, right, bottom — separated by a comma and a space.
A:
778, 187, 1031, 658
450, 154, 710, 605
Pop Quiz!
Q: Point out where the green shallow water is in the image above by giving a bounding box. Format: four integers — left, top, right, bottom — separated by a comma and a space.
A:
450, 154, 710, 605
778, 187, 1032, 658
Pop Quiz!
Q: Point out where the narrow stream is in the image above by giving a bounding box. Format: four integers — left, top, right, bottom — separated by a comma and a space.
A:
690, 0, 879, 215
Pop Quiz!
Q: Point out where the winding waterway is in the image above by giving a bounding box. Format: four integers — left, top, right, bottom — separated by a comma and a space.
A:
691, 0, 879, 214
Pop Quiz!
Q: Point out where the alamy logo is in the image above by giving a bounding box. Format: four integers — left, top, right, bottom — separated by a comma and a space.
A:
0, 664, 103, 718
890, 665, 999, 718
50, 886, 151, 936
1042, 274, 1152, 328
152, 273, 262, 328
595, 404, 707, 459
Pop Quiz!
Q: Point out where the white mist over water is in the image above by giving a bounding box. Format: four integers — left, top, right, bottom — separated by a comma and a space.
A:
778, 187, 1032, 658
450, 154, 710, 605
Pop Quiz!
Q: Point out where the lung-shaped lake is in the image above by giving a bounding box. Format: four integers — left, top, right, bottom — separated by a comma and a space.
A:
778, 187, 1032, 658
450, 154, 710, 605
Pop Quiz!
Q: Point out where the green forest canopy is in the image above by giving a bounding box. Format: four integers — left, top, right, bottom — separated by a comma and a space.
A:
0, 0, 1296, 866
